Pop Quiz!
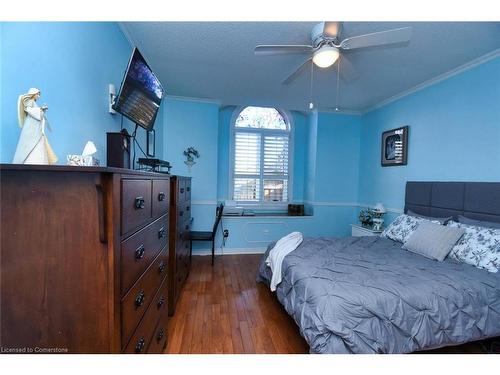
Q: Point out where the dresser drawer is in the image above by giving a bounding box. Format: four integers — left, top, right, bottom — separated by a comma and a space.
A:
152, 179, 169, 219
122, 179, 152, 236
178, 239, 190, 257
121, 245, 168, 347
185, 180, 191, 202
178, 179, 187, 202
177, 228, 190, 244
123, 276, 168, 353
121, 215, 168, 296
177, 216, 191, 233
147, 308, 169, 354
177, 203, 189, 221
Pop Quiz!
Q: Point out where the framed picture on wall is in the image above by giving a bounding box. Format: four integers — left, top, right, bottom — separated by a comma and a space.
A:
381, 126, 408, 167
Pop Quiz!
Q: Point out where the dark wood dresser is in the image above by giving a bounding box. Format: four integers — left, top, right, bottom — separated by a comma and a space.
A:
0, 165, 170, 353
168, 176, 192, 316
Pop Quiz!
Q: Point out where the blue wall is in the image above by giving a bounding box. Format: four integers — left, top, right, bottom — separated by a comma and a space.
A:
358, 56, 500, 214
0, 22, 162, 164
314, 112, 361, 203
217, 106, 234, 201
162, 98, 219, 234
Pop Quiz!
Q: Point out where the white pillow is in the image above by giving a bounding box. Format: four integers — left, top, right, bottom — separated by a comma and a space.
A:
447, 221, 500, 273
381, 214, 441, 243
402, 221, 465, 261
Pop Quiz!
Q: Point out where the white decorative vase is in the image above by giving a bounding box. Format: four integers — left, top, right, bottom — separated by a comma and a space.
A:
184, 159, 196, 173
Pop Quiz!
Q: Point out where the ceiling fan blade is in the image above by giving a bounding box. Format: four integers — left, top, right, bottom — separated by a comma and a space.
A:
338, 54, 359, 83
282, 57, 312, 85
323, 21, 342, 39
340, 27, 412, 50
254, 45, 314, 56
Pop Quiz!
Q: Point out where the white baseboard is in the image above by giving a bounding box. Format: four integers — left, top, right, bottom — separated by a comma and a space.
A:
192, 247, 267, 256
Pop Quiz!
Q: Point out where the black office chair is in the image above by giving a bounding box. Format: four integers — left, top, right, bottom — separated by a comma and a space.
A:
189, 203, 224, 266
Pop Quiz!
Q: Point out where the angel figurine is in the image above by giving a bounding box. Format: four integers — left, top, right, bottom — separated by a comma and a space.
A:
12, 88, 58, 165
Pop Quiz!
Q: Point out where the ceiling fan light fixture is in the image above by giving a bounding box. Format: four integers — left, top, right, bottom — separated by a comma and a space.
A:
312, 46, 339, 68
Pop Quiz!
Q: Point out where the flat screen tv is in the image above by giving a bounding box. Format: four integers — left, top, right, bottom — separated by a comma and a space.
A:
113, 48, 164, 131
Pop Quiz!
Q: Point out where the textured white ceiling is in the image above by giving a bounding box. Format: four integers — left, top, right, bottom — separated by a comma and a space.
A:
121, 22, 500, 112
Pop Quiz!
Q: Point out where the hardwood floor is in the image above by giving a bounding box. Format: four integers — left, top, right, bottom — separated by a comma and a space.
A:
165, 254, 497, 354
165, 254, 308, 354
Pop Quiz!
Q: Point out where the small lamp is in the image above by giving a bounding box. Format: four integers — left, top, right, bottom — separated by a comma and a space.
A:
371, 203, 386, 231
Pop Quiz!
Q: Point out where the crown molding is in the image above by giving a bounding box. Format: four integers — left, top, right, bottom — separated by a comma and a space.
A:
362, 48, 500, 114
165, 94, 222, 106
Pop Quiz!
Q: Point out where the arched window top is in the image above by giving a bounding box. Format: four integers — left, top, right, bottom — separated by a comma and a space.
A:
235, 106, 289, 131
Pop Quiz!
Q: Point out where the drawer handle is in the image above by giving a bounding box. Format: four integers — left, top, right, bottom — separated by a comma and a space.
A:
158, 261, 166, 274
156, 328, 165, 343
135, 290, 146, 308
157, 296, 165, 309
134, 196, 145, 210
180, 188, 185, 194
186, 186, 190, 192
186, 206, 190, 212
158, 192, 166, 201
135, 337, 146, 353
179, 211, 184, 217
185, 224, 189, 230
158, 227, 167, 239
135, 244, 145, 260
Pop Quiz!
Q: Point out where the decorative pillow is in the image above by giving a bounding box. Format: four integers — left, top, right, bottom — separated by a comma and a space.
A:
457, 215, 500, 229
402, 221, 465, 261
447, 221, 500, 273
407, 209, 452, 225
381, 214, 441, 244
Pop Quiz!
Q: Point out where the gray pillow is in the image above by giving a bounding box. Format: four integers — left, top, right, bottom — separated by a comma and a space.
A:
402, 221, 465, 261
407, 209, 452, 225
457, 215, 500, 229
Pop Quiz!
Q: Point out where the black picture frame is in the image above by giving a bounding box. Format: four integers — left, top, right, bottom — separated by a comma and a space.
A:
381, 126, 408, 167
146, 129, 155, 157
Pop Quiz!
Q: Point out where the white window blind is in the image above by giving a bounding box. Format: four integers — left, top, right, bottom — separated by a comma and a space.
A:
263, 135, 288, 176
234, 132, 261, 175
232, 107, 291, 203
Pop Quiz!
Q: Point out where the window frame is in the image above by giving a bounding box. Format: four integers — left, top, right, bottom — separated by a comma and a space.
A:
229, 106, 294, 208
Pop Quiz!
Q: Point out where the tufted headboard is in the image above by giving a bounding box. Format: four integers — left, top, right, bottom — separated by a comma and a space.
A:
404, 181, 500, 224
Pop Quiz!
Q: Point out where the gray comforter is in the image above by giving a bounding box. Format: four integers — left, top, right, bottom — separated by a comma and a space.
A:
257, 236, 500, 354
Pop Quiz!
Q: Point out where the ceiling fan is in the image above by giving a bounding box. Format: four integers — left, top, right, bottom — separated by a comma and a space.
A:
254, 22, 412, 85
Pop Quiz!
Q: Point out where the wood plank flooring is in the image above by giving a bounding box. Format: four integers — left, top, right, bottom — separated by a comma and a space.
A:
165, 254, 497, 354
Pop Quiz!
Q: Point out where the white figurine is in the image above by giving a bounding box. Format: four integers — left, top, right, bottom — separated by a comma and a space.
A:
12, 88, 58, 165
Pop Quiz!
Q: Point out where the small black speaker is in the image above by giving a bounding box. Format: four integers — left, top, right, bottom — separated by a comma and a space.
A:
107, 130, 131, 168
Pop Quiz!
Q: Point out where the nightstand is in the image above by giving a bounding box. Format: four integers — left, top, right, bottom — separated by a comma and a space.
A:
351, 224, 383, 237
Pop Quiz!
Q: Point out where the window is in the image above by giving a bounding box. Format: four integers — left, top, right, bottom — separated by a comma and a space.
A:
231, 106, 291, 204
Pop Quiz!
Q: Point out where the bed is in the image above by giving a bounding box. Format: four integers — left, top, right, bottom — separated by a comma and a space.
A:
257, 182, 500, 353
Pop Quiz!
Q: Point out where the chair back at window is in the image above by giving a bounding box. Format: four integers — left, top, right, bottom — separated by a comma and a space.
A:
212, 203, 224, 238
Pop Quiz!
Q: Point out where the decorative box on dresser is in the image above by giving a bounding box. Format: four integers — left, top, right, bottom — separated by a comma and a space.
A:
168, 176, 192, 316
0, 164, 170, 353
